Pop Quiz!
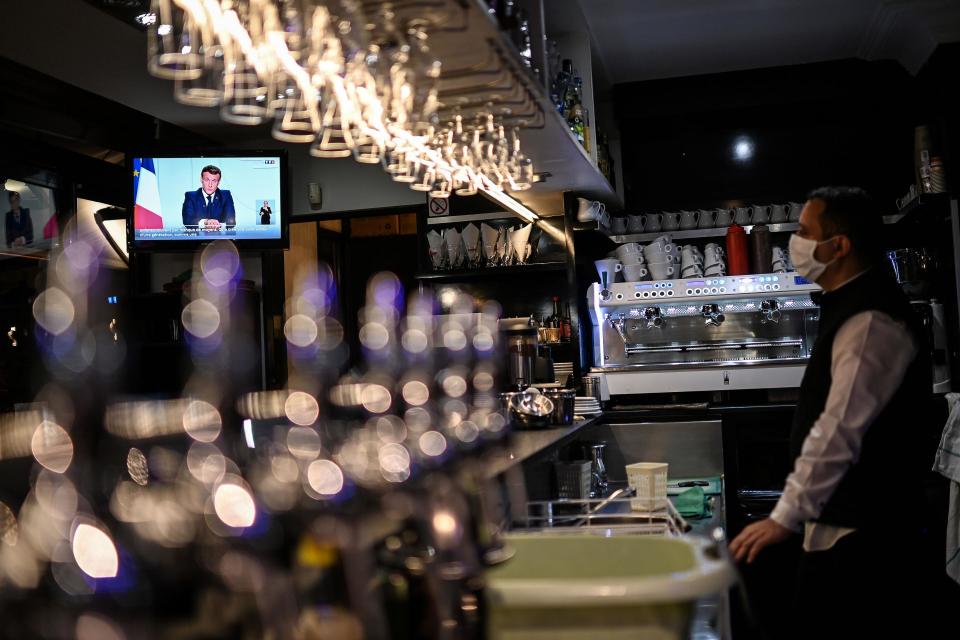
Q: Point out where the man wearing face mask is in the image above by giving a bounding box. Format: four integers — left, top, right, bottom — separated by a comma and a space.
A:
729, 186, 932, 638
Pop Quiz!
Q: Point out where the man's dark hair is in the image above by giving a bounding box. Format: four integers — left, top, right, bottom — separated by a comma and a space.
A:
201, 165, 222, 176
7, 191, 19, 201
806, 186, 881, 262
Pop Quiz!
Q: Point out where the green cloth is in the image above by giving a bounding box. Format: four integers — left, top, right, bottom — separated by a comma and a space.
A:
673, 486, 706, 518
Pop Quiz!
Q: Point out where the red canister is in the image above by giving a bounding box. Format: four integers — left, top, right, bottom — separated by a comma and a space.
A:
726, 223, 749, 276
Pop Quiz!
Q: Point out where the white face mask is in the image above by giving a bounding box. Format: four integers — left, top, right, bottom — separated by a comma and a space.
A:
789, 234, 838, 282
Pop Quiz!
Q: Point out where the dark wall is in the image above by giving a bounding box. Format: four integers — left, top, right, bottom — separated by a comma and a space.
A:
614, 52, 955, 213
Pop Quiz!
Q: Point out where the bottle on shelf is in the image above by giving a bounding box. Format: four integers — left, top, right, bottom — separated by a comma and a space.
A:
561, 302, 572, 342
726, 223, 749, 276
548, 296, 562, 329
552, 59, 573, 116
749, 224, 771, 274
569, 104, 587, 150
516, 9, 537, 76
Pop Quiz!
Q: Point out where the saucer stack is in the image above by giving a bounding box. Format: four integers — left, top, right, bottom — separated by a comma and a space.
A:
575, 396, 602, 416
553, 362, 574, 385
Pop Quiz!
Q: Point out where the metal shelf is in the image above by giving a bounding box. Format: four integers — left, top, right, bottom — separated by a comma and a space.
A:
429, 1, 621, 210
415, 261, 568, 281
882, 192, 952, 224
609, 223, 800, 244
426, 211, 526, 226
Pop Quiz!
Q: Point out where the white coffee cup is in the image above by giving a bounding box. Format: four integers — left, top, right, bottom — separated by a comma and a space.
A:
705, 259, 726, 272
645, 240, 676, 256
751, 204, 770, 224
615, 242, 643, 261
661, 212, 680, 231
679, 210, 700, 230
698, 209, 716, 229
681, 244, 703, 259
681, 264, 703, 278
645, 213, 663, 232
622, 263, 648, 282
620, 253, 645, 266
705, 242, 724, 254
594, 258, 622, 285
681, 252, 703, 273
626, 214, 645, 233
648, 262, 675, 281
770, 204, 788, 224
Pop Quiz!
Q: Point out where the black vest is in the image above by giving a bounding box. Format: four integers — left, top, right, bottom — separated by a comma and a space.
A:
789, 268, 931, 529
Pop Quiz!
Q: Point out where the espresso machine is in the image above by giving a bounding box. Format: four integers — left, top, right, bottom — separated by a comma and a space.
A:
586, 273, 821, 397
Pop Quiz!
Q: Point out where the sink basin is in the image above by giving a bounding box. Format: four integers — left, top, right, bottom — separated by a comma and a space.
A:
484, 533, 733, 640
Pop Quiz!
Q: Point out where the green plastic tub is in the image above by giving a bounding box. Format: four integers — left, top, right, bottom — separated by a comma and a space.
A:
485, 534, 733, 640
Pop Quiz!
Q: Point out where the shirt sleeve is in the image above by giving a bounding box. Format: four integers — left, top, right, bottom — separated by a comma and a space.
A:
770, 310, 918, 531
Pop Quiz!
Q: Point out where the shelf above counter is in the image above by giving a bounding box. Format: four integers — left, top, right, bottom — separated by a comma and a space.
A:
415, 261, 568, 281
882, 192, 953, 225
611, 223, 799, 243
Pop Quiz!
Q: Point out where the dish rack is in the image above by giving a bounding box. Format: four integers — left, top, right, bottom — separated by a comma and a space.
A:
522, 487, 689, 537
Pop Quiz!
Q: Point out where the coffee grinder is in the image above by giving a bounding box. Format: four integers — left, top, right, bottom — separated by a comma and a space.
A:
498, 317, 555, 390
886, 248, 952, 392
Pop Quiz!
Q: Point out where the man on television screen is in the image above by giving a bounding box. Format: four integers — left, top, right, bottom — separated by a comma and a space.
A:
5, 191, 34, 248
182, 165, 236, 231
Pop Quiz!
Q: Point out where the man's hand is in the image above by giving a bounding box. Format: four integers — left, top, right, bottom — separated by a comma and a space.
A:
204, 219, 221, 231
729, 518, 792, 564
13, 236, 25, 246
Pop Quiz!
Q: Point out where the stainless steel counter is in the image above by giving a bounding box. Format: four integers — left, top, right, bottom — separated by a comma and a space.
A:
484, 416, 601, 479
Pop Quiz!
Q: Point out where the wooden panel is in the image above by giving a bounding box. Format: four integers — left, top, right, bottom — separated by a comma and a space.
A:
284, 221, 318, 310
399, 213, 417, 235
283, 221, 319, 379
350, 215, 400, 237
318, 219, 342, 233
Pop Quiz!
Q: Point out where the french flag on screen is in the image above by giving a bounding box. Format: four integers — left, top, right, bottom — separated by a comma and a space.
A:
133, 158, 164, 229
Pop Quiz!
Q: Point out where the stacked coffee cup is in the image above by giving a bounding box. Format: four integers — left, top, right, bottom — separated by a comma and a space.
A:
704, 243, 726, 277
680, 245, 704, 278
643, 235, 679, 281
771, 246, 792, 273
615, 243, 648, 282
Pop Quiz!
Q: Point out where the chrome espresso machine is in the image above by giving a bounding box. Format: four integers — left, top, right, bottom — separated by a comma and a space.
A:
587, 273, 821, 396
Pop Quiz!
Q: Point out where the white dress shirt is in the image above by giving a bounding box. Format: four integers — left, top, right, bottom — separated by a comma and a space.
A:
770, 303, 918, 551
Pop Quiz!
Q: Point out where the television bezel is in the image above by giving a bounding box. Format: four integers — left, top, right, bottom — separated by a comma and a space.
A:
126, 149, 290, 252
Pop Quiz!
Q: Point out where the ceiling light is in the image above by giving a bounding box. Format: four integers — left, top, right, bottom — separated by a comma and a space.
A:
135, 12, 157, 26
733, 136, 754, 162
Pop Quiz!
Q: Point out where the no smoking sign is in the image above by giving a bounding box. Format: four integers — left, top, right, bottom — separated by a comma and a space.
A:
428, 197, 449, 216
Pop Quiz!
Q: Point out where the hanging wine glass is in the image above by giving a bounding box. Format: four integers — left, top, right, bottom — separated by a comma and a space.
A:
147, 0, 204, 81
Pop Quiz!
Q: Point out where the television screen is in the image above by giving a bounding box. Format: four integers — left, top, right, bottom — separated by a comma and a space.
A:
0, 178, 60, 259
129, 152, 287, 250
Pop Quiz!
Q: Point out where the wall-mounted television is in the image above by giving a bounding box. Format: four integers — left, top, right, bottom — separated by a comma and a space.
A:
128, 150, 289, 251
0, 178, 61, 260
